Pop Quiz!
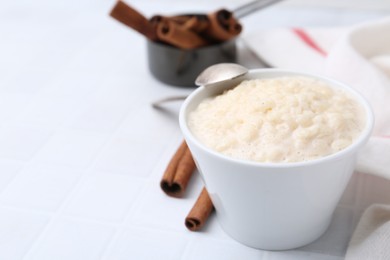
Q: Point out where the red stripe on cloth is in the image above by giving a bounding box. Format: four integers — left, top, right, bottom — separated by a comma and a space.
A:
292, 28, 327, 56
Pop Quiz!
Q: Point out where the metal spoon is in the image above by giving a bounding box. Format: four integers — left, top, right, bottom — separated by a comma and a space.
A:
195, 63, 248, 86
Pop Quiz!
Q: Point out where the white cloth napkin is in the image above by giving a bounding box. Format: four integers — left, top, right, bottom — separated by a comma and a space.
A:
243, 17, 390, 259
345, 204, 390, 260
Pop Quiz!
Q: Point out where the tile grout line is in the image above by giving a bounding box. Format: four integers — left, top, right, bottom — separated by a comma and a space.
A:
120, 127, 183, 224
0, 123, 58, 199
15, 30, 136, 256
100, 130, 184, 259
147, 128, 183, 181
20, 122, 127, 258
179, 236, 197, 260
21, 98, 167, 259
99, 179, 155, 259
1, 78, 182, 258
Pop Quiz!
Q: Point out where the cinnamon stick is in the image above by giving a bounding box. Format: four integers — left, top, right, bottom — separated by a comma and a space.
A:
204, 9, 242, 42
156, 19, 209, 49
110, 0, 157, 40
150, 15, 188, 26
151, 14, 209, 32
181, 15, 209, 33
160, 141, 214, 230
110, 2, 243, 49
185, 187, 214, 231
160, 141, 196, 197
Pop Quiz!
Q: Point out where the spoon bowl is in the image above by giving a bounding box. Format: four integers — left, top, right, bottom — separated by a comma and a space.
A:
195, 63, 249, 86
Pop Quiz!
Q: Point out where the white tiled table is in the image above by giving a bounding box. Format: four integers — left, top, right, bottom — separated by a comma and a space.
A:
0, 0, 389, 259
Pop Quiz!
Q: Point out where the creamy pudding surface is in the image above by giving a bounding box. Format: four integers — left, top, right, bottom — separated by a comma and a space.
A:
188, 76, 366, 163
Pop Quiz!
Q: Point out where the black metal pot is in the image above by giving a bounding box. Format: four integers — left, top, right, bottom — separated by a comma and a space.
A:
147, 39, 237, 87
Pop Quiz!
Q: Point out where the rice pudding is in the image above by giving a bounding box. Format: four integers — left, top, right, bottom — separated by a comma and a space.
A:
188, 76, 365, 163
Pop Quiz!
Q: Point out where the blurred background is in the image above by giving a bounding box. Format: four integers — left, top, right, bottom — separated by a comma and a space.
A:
0, 1, 389, 260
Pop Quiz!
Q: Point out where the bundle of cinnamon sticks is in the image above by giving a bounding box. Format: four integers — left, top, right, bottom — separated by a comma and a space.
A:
110, 0, 242, 49
160, 141, 214, 231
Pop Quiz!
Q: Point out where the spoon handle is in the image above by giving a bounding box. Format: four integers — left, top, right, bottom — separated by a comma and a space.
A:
151, 95, 188, 108
233, 0, 284, 19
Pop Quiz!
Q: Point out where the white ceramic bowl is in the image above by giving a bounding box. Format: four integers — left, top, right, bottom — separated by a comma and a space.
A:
179, 68, 374, 250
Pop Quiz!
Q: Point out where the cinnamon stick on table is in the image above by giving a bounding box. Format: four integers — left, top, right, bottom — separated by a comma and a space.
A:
160, 141, 214, 231
160, 141, 196, 197
185, 187, 214, 231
